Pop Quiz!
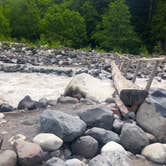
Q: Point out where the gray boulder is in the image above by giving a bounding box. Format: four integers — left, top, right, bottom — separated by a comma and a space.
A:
136, 99, 166, 142
78, 105, 114, 130
40, 109, 87, 142
0, 150, 17, 166
89, 151, 131, 166
85, 127, 120, 145
71, 136, 98, 158
0, 103, 14, 112
120, 123, 149, 154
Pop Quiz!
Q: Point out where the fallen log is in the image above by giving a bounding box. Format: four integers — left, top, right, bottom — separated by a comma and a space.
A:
111, 61, 148, 111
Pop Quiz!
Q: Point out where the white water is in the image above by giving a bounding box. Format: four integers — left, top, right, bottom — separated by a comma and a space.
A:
0, 72, 72, 107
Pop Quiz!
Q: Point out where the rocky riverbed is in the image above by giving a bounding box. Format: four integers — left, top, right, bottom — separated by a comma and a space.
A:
0, 42, 166, 166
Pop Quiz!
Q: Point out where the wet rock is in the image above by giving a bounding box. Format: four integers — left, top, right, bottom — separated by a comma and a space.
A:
85, 127, 120, 145
0, 103, 14, 112
142, 143, 166, 164
45, 157, 65, 166
18, 95, 36, 110
78, 105, 114, 130
65, 159, 85, 166
120, 123, 149, 154
40, 109, 87, 142
0, 150, 17, 166
15, 140, 43, 166
33, 133, 63, 151
136, 100, 166, 142
71, 136, 98, 158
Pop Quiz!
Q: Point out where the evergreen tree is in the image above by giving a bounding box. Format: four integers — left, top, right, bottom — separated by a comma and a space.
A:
0, 2, 11, 38
92, 0, 140, 53
41, 5, 87, 48
151, 0, 166, 54
8, 0, 40, 41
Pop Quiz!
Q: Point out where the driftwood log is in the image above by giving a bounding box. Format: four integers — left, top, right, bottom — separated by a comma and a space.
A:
111, 61, 148, 111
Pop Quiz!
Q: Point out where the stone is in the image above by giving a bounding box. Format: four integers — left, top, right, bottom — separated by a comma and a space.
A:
89, 150, 131, 166
64, 73, 114, 102
112, 118, 124, 134
9, 134, 26, 145
85, 127, 120, 145
33, 133, 63, 151
47, 100, 57, 106
136, 99, 166, 142
40, 109, 86, 142
57, 96, 78, 104
78, 105, 114, 130
0, 150, 17, 166
71, 136, 98, 158
145, 133, 157, 143
17, 95, 36, 110
0, 135, 3, 149
15, 140, 43, 166
0, 103, 14, 112
142, 143, 166, 164
45, 157, 65, 166
120, 123, 149, 154
101, 141, 127, 154
65, 159, 85, 166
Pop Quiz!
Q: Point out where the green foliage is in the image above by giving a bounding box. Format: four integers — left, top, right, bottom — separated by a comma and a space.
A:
92, 0, 141, 54
0, 3, 11, 38
0, 0, 165, 55
151, 0, 166, 54
41, 5, 87, 48
8, 0, 40, 41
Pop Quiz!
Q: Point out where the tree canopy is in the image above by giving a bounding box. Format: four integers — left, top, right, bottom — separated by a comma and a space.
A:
0, 0, 165, 54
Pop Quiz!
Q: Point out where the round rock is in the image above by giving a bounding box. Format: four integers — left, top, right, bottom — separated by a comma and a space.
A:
142, 143, 166, 164
71, 136, 98, 158
65, 159, 85, 166
33, 133, 63, 151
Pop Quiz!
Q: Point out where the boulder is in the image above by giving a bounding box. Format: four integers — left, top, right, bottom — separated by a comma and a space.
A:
33, 133, 63, 151
0, 103, 14, 112
0, 150, 17, 166
17, 95, 36, 110
71, 136, 98, 158
64, 73, 114, 102
78, 105, 114, 130
15, 140, 43, 166
65, 159, 85, 166
85, 127, 120, 145
136, 99, 166, 142
40, 109, 86, 142
101, 141, 127, 154
45, 157, 65, 166
120, 123, 149, 154
89, 151, 131, 166
142, 143, 166, 164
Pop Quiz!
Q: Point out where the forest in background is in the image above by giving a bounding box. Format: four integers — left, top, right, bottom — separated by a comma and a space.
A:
0, 0, 166, 55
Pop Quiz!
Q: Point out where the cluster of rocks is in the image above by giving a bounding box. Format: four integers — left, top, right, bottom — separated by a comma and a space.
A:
0, 87, 166, 165
0, 42, 165, 80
